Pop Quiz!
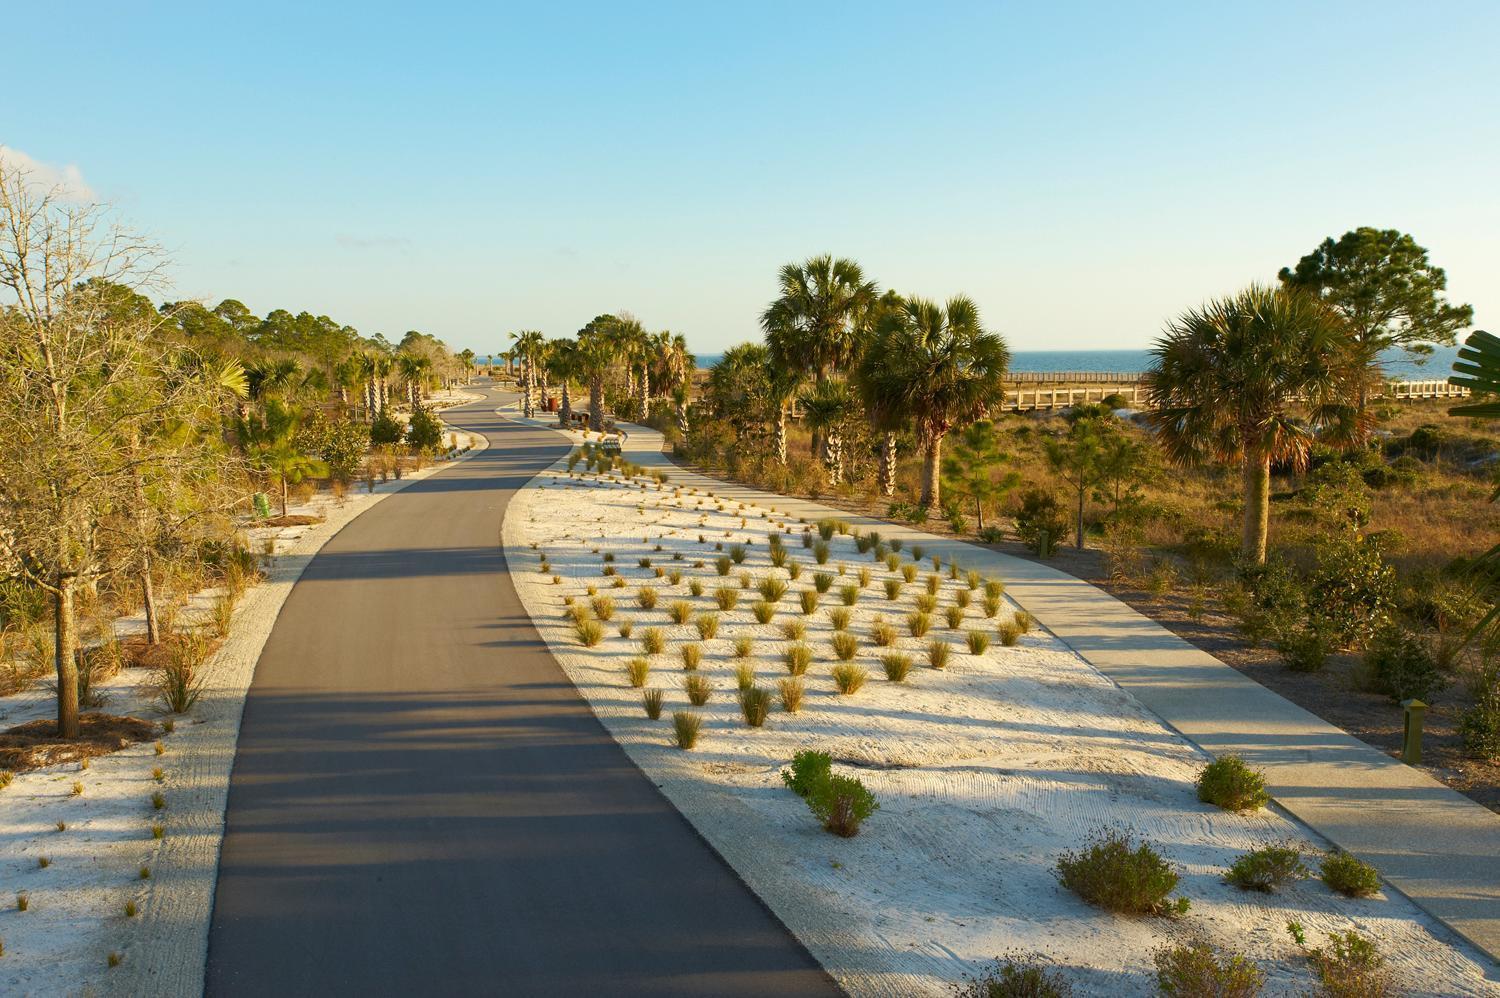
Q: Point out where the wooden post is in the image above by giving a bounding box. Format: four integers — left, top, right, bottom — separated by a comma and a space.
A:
1402, 699, 1427, 764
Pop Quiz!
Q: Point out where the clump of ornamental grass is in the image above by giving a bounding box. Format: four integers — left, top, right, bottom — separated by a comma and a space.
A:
1195, 755, 1269, 812
640, 688, 665, 719
729, 543, 747, 564
733, 634, 755, 658
907, 612, 932, 638
967, 570, 982, 590
840, 584, 860, 606
951, 955, 1074, 998
827, 607, 851, 631
998, 622, 1022, 646
739, 686, 773, 727
883, 578, 902, 600
985, 579, 1004, 600
1302, 930, 1392, 998
901, 564, 917, 583
617, 618, 634, 638
734, 661, 756, 691
955, 589, 971, 609
924, 574, 941, 596
1153, 941, 1264, 998
739, 571, 752, 590
638, 557, 652, 569
574, 619, 604, 647
778, 677, 804, 713
591, 595, 616, 621
714, 586, 738, 611
684, 673, 712, 705
889, 538, 903, 553
780, 619, 807, 641
817, 519, 837, 541
870, 617, 896, 647
667, 569, 682, 585
857, 566, 872, 587
832, 663, 867, 695
634, 626, 661, 654
787, 561, 803, 580
668, 600, 693, 624
945, 605, 966, 629
882, 653, 913, 682
680, 643, 702, 670
808, 773, 878, 837
967, 630, 991, 654
769, 545, 788, 568
752, 600, 776, 624
1056, 828, 1189, 916
813, 571, 834, 593
813, 541, 831, 564
982, 594, 1002, 618
885, 553, 902, 572
1320, 851, 1381, 898
831, 631, 859, 661
151, 791, 166, 810
611, 576, 626, 589
564, 603, 591, 625
1015, 611, 1032, 633
672, 711, 703, 749
1225, 845, 1309, 892
784, 643, 812, 675
626, 657, 651, 687
636, 586, 658, 610
799, 589, 820, 615
689, 578, 704, 596
157, 633, 213, 714
927, 640, 952, 670
759, 577, 788, 602
715, 556, 732, 576
914, 593, 938, 614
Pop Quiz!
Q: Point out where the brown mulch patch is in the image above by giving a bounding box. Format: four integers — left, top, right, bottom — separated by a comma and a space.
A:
261, 514, 322, 527
0, 712, 160, 772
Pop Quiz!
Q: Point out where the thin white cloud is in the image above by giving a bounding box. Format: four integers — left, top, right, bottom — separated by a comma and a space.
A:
0, 145, 95, 201
336, 233, 412, 252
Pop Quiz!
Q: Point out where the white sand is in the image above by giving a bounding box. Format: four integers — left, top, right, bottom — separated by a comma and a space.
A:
0, 400, 483, 996
505, 461, 1499, 997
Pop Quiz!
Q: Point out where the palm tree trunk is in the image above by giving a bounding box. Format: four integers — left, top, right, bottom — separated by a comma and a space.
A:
879, 433, 897, 497
825, 429, 843, 485
590, 376, 604, 431
640, 365, 649, 418
522, 361, 534, 418
676, 400, 689, 440
1241, 451, 1271, 564
774, 406, 787, 465
559, 381, 572, 428
921, 435, 943, 508
54, 573, 80, 738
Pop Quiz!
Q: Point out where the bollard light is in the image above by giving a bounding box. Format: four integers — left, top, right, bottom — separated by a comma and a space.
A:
1401, 699, 1428, 765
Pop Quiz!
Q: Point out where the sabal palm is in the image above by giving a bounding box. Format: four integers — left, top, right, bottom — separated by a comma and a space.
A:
761, 255, 877, 384
1144, 284, 1366, 563
510, 330, 546, 416
855, 290, 909, 496
238, 400, 327, 517
574, 321, 618, 430
862, 295, 1009, 507
798, 380, 855, 484
546, 339, 579, 428
397, 353, 430, 406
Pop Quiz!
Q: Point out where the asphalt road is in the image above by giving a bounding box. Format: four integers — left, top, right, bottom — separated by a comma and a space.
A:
204, 385, 838, 996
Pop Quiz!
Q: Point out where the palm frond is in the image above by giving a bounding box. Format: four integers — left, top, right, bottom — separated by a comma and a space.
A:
1450, 329, 1500, 418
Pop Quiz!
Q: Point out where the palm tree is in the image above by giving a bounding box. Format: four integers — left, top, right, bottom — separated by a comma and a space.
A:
547, 339, 579, 428
238, 401, 328, 518
575, 320, 618, 431
1449, 329, 1500, 640
861, 295, 1009, 508
510, 330, 545, 417
397, 353, 430, 407
798, 380, 856, 484
332, 355, 363, 414
1144, 285, 1367, 564
856, 291, 909, 497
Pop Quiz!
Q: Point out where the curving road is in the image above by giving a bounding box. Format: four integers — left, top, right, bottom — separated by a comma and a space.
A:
204, 384, 838, 996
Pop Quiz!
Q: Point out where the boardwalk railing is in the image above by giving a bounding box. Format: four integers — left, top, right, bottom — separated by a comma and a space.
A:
1007, 371, 1144, 384
1003, 380, 1470, 412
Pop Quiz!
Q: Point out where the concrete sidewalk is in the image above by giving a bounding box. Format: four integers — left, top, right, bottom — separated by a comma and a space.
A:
530, 407, 1500, 966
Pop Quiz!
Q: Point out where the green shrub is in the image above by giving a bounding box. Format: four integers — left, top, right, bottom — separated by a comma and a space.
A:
832, 663, 867, 694
1305, 536, 1396, 648
927, 640, 951, 670
831, 632, 858, 661
684, 673, 711, 705
1320, 851, 1381, 898
694, 612, 719, 639
966, 630, 991, 654
1460, 665, 1500, 760
1306, 930, 1392, 998
1153, 940, 1264, 998
1014, 489, 1070, 557
641, 688, 664, 719
1362, 626, 1446, 703
808, 774, 878, 837
671, 711, 702, 749
1275, 623, 1333, 673
882, 653, 912, 682
1224, 845, 1308, 892
951, 954, 1074, 998
626, 657, 651, 687
739, 686, 773, 727
781, 749, 833, 797
1055, 828, 1187, 916
1196, 755, 1269, 812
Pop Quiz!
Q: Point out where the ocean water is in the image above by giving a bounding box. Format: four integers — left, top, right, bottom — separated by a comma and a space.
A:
693, 345, 1462, 381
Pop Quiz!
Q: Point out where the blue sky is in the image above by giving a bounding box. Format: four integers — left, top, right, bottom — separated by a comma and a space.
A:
6, 2, 1496, 355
